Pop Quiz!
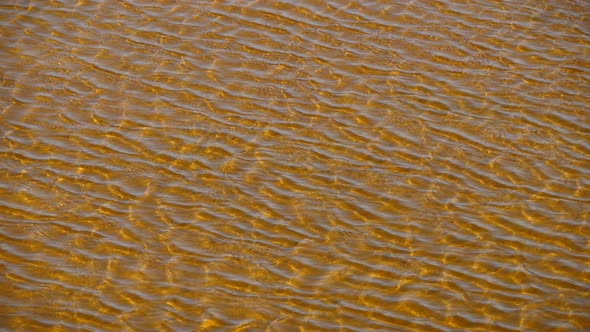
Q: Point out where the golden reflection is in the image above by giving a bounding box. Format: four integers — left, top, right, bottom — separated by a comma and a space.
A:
1, 0, 589, 330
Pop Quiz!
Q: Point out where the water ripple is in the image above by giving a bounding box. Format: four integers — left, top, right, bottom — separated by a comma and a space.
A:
1, 0, 589, 330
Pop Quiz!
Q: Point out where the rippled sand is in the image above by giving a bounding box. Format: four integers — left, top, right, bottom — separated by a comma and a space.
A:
1, 0, 589, 331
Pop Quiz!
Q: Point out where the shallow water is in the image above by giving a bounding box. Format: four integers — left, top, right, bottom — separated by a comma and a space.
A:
1, 0, 589, 331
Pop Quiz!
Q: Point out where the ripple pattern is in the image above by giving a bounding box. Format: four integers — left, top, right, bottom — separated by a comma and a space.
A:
1, 0, 589, 331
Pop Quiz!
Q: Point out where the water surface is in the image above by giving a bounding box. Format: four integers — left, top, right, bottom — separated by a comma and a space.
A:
1, 0, 589, 330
